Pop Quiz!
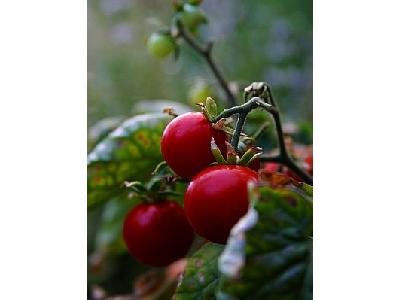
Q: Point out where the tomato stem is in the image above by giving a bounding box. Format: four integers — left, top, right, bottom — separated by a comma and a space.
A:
175, 21, 237, 107
231, 112, 247, 150
211, 82, 313, 185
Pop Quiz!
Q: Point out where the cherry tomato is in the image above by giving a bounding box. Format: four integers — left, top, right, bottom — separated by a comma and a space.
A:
147, 33, 175, 59
123, 200, 194, 267
184, 165, 258, 244
161, 112, 227, 179
304, 154, 313, 176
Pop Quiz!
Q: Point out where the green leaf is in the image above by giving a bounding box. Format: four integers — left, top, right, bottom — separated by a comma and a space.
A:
94, 196, 138, 256
87, 113, 172, 208
217, 186, 313, 300
175, 243, 224, 300
298, 183, 313, 197
88, 116, 124, 151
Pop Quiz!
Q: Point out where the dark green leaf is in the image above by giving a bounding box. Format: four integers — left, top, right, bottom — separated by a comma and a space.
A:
298, 183, 313, 197
94, 196, 138, 256
87, 113, 172, 208
175, 243, 224, 300
217, 186, 313, 300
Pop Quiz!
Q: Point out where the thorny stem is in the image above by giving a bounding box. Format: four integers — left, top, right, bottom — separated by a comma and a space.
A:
176, 22, 237, 107
212, 87, 313, 185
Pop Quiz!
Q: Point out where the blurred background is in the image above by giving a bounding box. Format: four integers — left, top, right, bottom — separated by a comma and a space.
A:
88, 0, 312, 297
88, 0, 312, 127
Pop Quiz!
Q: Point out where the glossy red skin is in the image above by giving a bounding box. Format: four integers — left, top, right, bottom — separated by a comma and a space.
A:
304, 154, 313, 176
161, 112, 227, 179
184, 165, 258, 244
123, 201, 194, 267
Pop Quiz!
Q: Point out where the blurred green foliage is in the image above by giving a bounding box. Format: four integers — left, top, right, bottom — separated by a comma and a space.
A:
88, 0, 312, 127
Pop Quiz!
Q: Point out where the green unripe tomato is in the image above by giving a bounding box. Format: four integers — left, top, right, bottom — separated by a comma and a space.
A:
147, 33, 175, 59
180, 4, 207, 30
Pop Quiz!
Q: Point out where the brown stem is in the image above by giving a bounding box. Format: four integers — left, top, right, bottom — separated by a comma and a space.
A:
176, 22, 237, 106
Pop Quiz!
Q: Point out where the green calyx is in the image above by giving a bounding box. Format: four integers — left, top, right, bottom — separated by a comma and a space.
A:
124, 162, 180, 203
210, 137, 262, 168
200, 97, 263, 168
198, 96, 218, 122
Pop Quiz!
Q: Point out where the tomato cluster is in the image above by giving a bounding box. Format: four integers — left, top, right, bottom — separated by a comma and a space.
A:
121, 111, 312, 266
122, 111, 260, 267
146, 2, 207, 61
162, 112, 258, 244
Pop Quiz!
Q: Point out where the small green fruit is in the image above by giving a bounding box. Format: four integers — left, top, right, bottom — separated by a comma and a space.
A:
147, 33, 175, 59
180, 4, 207, 30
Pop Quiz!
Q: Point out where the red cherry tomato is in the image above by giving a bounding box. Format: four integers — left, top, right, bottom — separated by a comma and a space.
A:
123, 200, 194, 267
264, 162, 281, 173
304, 154, 313, 176
184, 165, 258, 244
161, 112, 227, 179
